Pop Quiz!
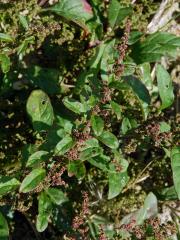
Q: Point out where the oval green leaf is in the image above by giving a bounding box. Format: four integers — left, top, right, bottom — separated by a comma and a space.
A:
0, 177, 20, 197
91, 115, 104, 136
46, 188, 68, 205
171, 146, 180, 199
99, 131, 119, 149
55, 135, 74, 155
26, 150, 49, 167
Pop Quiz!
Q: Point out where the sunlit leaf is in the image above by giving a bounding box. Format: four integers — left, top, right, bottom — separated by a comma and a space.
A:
0, 177, 20, 197
171, 146, 180, 199
99, 131, 119, 149
0, 212, 9, 239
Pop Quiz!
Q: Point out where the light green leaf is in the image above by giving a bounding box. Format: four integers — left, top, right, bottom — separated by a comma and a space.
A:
68, 160, 86, 179
156, 64, 174, 110
26, 90, 54, 131
55, 135, 74, 155
20, 168, 46, 193
0, 177, 20, 197
36, 214, 49, 233
0, 212, 9, 239
108, 0, 132, 28
46, 188, 68, 205
139, 63, 152, 89
0, 33, 13, 42
171, 146, 180, 199
47, 0, 93, 31
26, 150, 49, 167
0, 54, 11, 73
99, 131, 119, 149
19, 14, 29, 30
110, 101, 122, 120
159, 121, 171, 133
63, 97, 87, 114
91, 115, 104, 136
108, 163, 129, 199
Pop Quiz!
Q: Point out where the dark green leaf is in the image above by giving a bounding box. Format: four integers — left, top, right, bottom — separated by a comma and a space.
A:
108, 0, 132, 28
0, 177, 20, 197
20, 168, 46, 193
46, 188, 68, 205
91, 115, 104, 136
99, 131, 119, 149
68, 160, 86, 179
159, 186, 178, 201
0, 212, 9, 239
156, 64, 174, 110
26, 90, 54, 131
87, 155, 110, 171
171, 146, 180, 199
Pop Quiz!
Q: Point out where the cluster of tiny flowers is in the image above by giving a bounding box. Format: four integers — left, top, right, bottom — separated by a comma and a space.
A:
112, 159, 123, 172
99, 225, 107, 240
115, 18, 131, 77
46, 164, 68, 187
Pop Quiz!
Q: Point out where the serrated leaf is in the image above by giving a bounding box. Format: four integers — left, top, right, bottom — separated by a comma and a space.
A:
55, 135, 74, 155
26, 150, 49, 167
91, 115, 104, 136
156, 64, 174, 110
0, 33, 13, 42
26, 90, 54, 131
108, 163, 129, 199
0, 54, 11, 73
46, 188, 68, 205
47, 0, 93, 31
68, 160, 86, 179
0, 212, 9, 239
20, 168, 46, 193
0, 177, 20, 197
171, 146, 180, 199
108, 0, 132, 28
99, 131, 119, 149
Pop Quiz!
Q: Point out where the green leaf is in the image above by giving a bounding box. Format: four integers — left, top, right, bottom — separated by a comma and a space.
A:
17, 36, 35, 60
171, 146, 180, 199
63, 97, 88, 114
0, 54, 11, 73
108, 0, 132, 28
68, 160, 86, 179
87, 154, 110, 171
91, 115, 104, 136
26, 150, 49, 167
121, 117, 135, 134
99, 131, 119, 149
0, 212, 9, 239
139, 63, 153, 89
20, 168, 46, 193
36, 191, 52, 232
26, 90, 54, 131
131, 32, 180, 64
19, 14, 29, 30
47, 0, 93, 31
125, 76, 151, 119
128, 31, 143, 45
80, 147, 102, 160
0, 33, 13, 42
110, 101, 122, 120
159, 121, 171, 133
159, 186, 178, 201
46, 188, 68, 205
156, 64, 174, 110
108, 164, 129, 199
0, 177, 20, 197
55, 135, 74, 155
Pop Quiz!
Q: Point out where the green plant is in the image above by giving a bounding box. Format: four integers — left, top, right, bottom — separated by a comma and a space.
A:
0, 0, 180, 239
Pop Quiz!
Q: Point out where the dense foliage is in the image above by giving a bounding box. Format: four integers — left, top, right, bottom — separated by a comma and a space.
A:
0, 0, 180, 239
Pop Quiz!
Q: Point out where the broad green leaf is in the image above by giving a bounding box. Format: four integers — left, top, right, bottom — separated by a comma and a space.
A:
63, 97, 87, 114
26, 150, 49, 167
131, 32, 180, 64
0, 54, 11, 73
19, 14, 29, 30
91, 115, 104, 136
108, 163, 129, 199
139, 63, 152, 89
80, 147, 102, 160
26, 90, 54, 131
68, 160, 86, 179
156, 64, 174, 110
0, 177, 20, 197
55, 135, 74, 155
56, 116, 73, 134
108, 0, 132, 28
159, 186, 178, 201
36, 191, 52, 232
125, 76, 151, 119
0, 212, 9, 239
128, 31, 143, 45
87, 155, 110, 171
47, 0, 93, 31
46, 188, 68, 205
159, 121, 171, 133
0, 33, 13, 42
171, 146, 180, 199
20, 168, 46, 193
99, 131, 119, 149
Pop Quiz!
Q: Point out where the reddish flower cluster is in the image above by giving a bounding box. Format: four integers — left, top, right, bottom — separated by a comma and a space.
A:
101, 84, 113, 104
47, 164, 68, 187
99, 225, 107, 240
115, 18, 131, 77
112, 159, 123, 172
